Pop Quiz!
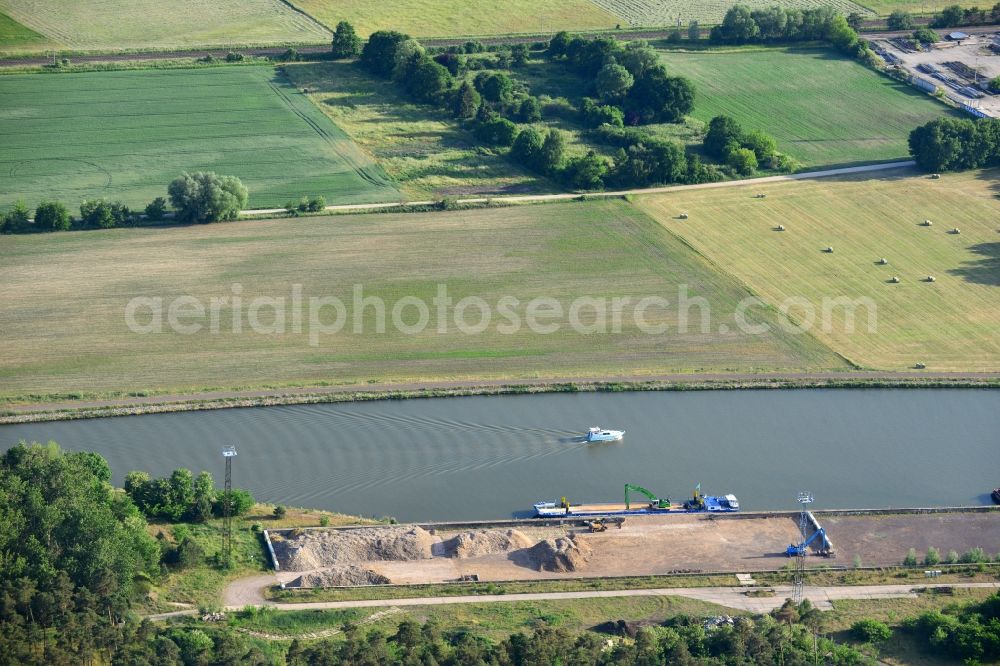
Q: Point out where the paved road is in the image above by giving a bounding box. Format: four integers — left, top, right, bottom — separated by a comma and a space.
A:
242, 160, 919, 216
209, 580, 1000, 616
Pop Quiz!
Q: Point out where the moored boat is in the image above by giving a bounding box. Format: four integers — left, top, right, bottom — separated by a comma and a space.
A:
992, 488, 1000, 504
533, 483, 739, 517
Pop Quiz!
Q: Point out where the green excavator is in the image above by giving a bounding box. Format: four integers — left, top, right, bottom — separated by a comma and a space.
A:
624, 483, 671, 510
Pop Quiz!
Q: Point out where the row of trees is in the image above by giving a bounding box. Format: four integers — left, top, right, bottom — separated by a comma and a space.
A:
1, 172, 249, 234
929, 3, 1000, 28
124, 467, 254, 523
904, 593, 1000, 662
546, 33, 695, 125
708, 5, 880, 67
908, 117, 1000, 172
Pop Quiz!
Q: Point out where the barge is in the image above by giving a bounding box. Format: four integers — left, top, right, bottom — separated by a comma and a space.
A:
534, 483, 739, 517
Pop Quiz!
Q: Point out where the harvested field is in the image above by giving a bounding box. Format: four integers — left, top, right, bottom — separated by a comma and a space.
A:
0, 200, 843, 402
656, 47, 953, 168
0, 66, 399, 210
637, 168, 1000, 371
0, 0, 329, 52
269, 510, 1000, 588
589, 0, 872, 28
0, 10, 47, 50
286, 0, 618, 38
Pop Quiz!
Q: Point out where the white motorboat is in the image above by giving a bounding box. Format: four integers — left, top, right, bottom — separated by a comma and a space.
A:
585, 426, 624, 442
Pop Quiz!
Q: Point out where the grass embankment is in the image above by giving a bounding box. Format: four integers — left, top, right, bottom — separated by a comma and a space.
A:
286, 0, 618, 38
0, 199, 843, 402
656, 46, 953, 168
0, 65, 399, 209
0, 0, 329, 53
638, 168, 1000, 371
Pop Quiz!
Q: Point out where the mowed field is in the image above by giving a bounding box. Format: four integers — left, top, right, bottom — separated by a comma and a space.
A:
0, 0, 329, 52
658, 47, 952, 167
287, 0, 618, 38
0, 67, 399, 210
856, 0, 987, 15
589, 0, 872, 27
637, 169, 1000, 371
0, 10, 47, 49
0, 200, 844, 400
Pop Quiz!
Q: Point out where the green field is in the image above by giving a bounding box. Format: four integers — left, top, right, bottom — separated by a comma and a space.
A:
657, 46, 952, 167
589, 0, 873, 27
856, 0, 987, 14
288, 0, 619, 38
0, 200, 843, 401
0, 0, 329, 52
0, 66, 399, 210
0, 10, 46, 49
637, 168, 1000, 371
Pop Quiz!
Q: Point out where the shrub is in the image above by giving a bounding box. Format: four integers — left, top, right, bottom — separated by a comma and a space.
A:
904, 548, 919, 566
80, 199, 130, 228
595, 62, 633, 102
273, 505, 287, 519
278, 48, 299, 62
307, 196, 326, 212
887, 10, 914, 30
852, 619, 892, 643
319, 515, 330, 527
688, 20, 700, 40
0, 201, 31, 234
913, 28, 940, 44
582, 99, 624, 128
225, 51, 243, 62
727, 146, 758, 175
704, 115, 744, 158
517, 96, 542, 122
452, 81, 481, 118
932, 4, 965, 27
474, 117, 518, 146
360, 30, 409, 76
561, 151, 608, 190
167, 172, 248, 224
925, 547, 941, 566
960, 547, 988, 564
144, 196, 168, 221
946, 550, 960, 564
34, 201, 71, 231
742, 129, 777, 161
539, 129, 566, 174
510, 127, 545, 171
214, 488, 254, 517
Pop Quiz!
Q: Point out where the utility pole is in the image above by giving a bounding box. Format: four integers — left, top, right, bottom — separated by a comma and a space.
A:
222, 446, 237, 567
794, 491, 814, 603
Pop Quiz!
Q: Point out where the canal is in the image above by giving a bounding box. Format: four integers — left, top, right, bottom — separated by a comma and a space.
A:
1, 388, 997, 521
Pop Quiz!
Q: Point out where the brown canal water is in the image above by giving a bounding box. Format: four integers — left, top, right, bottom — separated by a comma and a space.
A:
1, 389, 998, 521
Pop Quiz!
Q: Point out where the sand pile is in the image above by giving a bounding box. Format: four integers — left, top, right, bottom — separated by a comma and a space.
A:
290, 566, 391, 588
272, 526, 436, 571
444, 529, 534, 559
528, 535, 592, 572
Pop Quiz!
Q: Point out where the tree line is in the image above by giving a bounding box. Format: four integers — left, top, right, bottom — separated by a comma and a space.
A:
908, 117, 1000, 172
709, 5, 882, 68
1, 172, 249, 234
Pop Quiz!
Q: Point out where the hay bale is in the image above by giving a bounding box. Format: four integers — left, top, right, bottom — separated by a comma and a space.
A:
823, 246, 833, 253
950, 227, 961, 234
914, 362, 926, 369
922, 219, 933, 226
890, 276, 901, 283
775, 224, 785, 231
925, 275, 936, 282
678, 212, 689, 219
755, 193, 766, 199
930, 174, 941, 179
878, 258, 888, 265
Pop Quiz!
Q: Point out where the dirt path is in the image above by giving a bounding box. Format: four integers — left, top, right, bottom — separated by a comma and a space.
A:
242, 160, 919, 216
216, 582, 1000, 615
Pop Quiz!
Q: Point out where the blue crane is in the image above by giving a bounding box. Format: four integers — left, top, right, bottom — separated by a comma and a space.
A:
786, 527, 834, 557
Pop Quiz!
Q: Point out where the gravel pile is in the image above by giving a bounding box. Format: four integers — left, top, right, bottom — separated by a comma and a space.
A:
443, 529, 534, 559
289, 566, 391, 588
528, 535, 592, 572
272, 526, 436, 571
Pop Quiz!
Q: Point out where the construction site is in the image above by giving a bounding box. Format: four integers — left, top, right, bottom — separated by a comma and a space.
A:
263, 507, 1000, 589
872, 31, 1000, 117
